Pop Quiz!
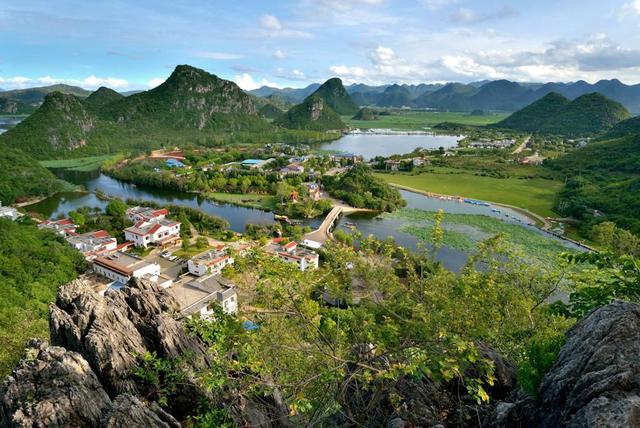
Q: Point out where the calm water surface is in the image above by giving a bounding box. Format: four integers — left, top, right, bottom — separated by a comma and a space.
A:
317, 133, 461, 159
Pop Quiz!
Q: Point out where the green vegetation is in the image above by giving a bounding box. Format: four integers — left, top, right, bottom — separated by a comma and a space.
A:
497, 92, 630, 136
0, 219, 86, 376
344, 109, 508, 130
547, 134, 640, 235
0, 147, 65, 204
382, 208, 572, 265
323, 164, 406, 211
258, 103, 284, 119
605, 115, 640, 139
0, 98, 35, 115
274, 95, 346, 131
39, 154, 120, 172
352, 107, 377, 120
495, 92, 570, 133
307, 77, 359, 115
207, 192, 276, 210
84, 86, 124, 107
375, 171, 561, 217
0, 83, 92, 105
0, 65, 338, 160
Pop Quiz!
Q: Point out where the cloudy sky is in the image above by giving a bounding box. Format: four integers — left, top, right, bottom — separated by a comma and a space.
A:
2, 0, 640, 91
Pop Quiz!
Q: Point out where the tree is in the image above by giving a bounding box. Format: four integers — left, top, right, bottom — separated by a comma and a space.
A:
590, 221, 616, 248
106, 199, 127, 218
68, 210, 85, 226
196, 236, 208, 250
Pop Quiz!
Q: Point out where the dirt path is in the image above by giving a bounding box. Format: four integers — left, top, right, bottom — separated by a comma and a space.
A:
511, 135, 531, 154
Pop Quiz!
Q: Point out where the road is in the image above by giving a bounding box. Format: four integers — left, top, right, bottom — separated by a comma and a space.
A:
511, 135, 531, 154
303, 203, 374, 244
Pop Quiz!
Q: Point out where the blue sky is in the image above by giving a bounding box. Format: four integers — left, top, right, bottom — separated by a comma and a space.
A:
1, 0, 640, 90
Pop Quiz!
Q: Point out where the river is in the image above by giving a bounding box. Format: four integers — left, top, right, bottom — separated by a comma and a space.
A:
28, 133, 578, 272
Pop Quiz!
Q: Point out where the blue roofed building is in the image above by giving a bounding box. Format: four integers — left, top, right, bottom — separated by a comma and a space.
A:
166, 158, 185, 168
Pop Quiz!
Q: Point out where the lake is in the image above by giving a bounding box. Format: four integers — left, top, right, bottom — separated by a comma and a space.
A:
0, 116, 25, 134
28, 132, 579, 272
317, 133, 461, 159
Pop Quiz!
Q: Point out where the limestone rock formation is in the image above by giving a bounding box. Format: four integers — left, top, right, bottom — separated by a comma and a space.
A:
538, 301, 640, 427
99, 395, 180, 428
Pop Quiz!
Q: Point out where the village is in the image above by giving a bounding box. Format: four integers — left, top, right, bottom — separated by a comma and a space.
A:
8, 204, 324, 321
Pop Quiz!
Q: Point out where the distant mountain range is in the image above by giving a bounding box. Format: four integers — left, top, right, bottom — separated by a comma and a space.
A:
250, 78, 640, 114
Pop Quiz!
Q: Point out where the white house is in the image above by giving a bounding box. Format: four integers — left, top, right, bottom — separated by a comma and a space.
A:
0, 203, 21, 221
126, 206, 169, 222
188, 246, 234, 276
65, 230, 119, 260
168, 274, 238, 318
124, 218, 181, 248
92, 251, 162, 285
38, 218, 77, 236
266, 240, 319, 271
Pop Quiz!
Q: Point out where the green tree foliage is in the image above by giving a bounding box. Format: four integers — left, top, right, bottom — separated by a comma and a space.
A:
0, 219, 86, 375
323, 164, 406, 211
273, 95, 346, 131
0, 147, 64, 204
105, 199, 128, 218
495, 92, 570, 133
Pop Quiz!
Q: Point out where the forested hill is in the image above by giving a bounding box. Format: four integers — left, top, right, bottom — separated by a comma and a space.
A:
496, 92, 630, 136
0, 147, 64, 204
273, 94, 346, 131
0, 65, 276, 159
306, 77, 359, 115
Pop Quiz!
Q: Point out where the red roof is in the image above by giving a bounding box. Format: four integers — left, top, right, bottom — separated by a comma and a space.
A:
147, 223, 162, 235
283, 241, 297, 250
153, 209, 169, 217
93, 230, 110, 238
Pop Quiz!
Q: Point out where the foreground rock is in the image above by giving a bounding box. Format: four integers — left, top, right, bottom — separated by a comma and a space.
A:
538, 301, 640, 427
0, 340, 179, 428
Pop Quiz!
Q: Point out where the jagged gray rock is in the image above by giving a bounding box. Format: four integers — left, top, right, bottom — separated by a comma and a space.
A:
99, 394, 180, 428
0, 339, 112, 428
538, 300, 640, 427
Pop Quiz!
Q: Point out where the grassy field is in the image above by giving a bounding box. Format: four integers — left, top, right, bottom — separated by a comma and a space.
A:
375, 171, 561, 217
207, 192, 276, 210
40, 154, 120, 172
343, 111, 509, 131
382, 208, 574, 266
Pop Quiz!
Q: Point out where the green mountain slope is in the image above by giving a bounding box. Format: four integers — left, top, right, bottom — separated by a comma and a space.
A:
0, 92, 97, 159
258, 103, 284, 119
0, 98, 36, 115
546, 134, 640, 233
539, 93, 630, 136
604, 115, 640, 139
309, 78, 359, 115
85, 86, 124, 107
0, 84, 92, 105
352, 107, 377, 120
375, 84, 412, 107
0, 147, 64, 204
495, 92, 570, 132
0, 65, 276, 159
274, 95, 346, 131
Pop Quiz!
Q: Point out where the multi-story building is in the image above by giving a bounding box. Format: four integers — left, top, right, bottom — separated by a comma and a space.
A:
38, 218, 77, 236
65, 230, 121, 260
266, 239, 319, 271
124, 218, 181, 248
169, 274, 238, 318
126, 206, 169, 222
0, 203, 21, 221
188, 246, 234, 276
92, 251, 165, 285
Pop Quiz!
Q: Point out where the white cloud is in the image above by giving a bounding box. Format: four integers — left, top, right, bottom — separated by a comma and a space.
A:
369, 45, 397, 66
420, 0, 459, 11
273, 49, 286, 60
620, 0, 640, 19
451, 5, 518, 25
260, 14, 282, 31
193, 51, 245, 60
233, 73, 280, 90
147, 77, 165, 88
274, 67, 307, 81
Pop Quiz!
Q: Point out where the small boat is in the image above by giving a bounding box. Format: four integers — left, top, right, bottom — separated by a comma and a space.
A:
274, 214, 290, 223
343, 222, 357, 229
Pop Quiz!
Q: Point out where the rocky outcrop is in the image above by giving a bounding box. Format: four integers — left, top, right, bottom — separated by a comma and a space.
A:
0, 340, 111, 427
0, 340, 181, 428
538, 301, 640, 427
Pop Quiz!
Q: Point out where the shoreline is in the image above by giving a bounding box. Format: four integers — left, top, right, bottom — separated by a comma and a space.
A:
388, 183, 598, 253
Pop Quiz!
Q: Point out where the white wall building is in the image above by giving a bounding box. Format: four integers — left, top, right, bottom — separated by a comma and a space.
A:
188, 247, 234, 276
126, 207, 169, 222
38, 218, 77, 236
168, 274, 238, 318
65, 230, 119, 260
0, 203, 21, 221
267, 240, 319, 271
92, 251, 162, 284
124, 218, 181, 248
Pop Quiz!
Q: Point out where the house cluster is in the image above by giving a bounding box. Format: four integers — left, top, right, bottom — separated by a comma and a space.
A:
330, 153, 363, 165
93, 251, 171, 289
0, 203, 22, 221
382, 157, 430, 171
468, 138, 515, 149
264, 239, 320, 271
280, 162, 305, 175
187, 244, 235, 276
124, 207, 181, 248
